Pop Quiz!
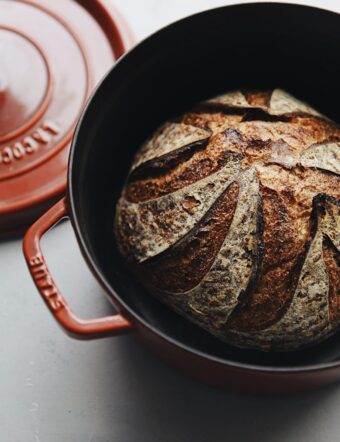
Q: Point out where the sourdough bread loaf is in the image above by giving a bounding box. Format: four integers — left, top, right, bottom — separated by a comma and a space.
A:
115, 89, 340, 351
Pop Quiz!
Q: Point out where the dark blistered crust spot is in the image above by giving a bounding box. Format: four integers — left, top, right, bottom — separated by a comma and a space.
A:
313, 193, 340, 223
141, 182, 239, 293
226, 186, 310, 331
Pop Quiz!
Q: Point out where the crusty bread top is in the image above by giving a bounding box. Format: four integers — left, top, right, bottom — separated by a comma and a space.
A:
115, 89, 340, 351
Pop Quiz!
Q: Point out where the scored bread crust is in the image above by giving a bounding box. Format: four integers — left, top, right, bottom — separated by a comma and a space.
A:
115, 89, 340, 351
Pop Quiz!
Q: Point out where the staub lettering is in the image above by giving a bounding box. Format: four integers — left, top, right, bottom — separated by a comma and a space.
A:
0, 121, 60, 165
29, 254, 65, 312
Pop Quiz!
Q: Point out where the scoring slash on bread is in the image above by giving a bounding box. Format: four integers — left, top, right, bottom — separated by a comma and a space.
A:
115, 89, 340, 351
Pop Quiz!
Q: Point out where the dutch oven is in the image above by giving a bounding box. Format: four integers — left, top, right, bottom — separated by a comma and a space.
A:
23, 3, 340, 394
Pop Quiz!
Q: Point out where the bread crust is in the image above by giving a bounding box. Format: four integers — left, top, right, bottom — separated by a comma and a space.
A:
115, 89, 340, 351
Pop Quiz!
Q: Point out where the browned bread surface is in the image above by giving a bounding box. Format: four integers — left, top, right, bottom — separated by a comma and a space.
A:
115, 89, 340, 351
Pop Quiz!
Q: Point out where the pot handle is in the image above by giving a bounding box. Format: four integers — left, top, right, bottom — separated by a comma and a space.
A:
23, 197, 133, 339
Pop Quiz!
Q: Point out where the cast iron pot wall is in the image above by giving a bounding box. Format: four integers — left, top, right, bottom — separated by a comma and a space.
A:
27, 3, 340, 393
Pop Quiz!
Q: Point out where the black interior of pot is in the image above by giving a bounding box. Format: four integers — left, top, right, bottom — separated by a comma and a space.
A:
69, 3, 340, 368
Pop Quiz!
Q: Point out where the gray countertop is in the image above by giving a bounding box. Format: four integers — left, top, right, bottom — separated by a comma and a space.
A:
2, 1, 340, 441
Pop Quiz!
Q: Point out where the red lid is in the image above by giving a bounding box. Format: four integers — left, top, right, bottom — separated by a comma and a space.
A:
0, 0, 133, 236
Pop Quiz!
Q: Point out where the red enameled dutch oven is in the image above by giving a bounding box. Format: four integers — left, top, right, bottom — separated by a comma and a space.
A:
23, 3, 340, 394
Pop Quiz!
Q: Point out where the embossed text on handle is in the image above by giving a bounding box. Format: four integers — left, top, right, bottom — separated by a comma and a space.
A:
29, 254, 66, 312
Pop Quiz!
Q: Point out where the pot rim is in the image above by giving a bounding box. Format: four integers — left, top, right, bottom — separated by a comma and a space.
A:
68, 1, 340, 375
